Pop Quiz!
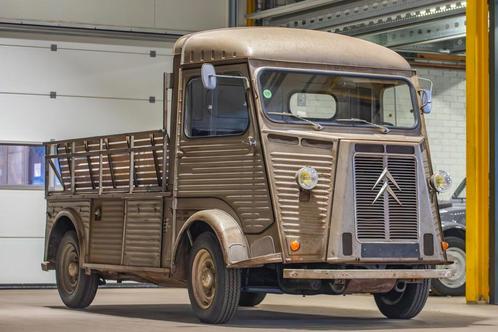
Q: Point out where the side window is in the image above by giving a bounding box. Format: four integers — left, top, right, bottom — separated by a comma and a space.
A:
184, 76, 249, 137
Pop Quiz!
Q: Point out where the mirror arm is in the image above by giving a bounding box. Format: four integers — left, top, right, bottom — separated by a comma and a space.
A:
213, 74, 250, 90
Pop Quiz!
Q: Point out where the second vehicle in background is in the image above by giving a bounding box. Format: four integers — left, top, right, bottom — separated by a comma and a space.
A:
434, 179, 466, 296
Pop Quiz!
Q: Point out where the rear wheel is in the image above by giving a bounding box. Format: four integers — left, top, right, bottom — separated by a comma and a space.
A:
55, 231, 98, 308
187, 232, 241, 324
239, 292, 266, 307
374, 278, 430, 319
432, 236, 466, 296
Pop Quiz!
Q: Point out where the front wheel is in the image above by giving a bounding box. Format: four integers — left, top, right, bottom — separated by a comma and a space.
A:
187, 232, 241, 324
55, 231, 98, 308
374, 278, 430, 319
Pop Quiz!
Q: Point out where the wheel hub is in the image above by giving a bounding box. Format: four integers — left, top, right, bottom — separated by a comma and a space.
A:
60, 243, 79, 294
437, 246, 466, 289
192, 249, 216, 309
68, 262, 79, 278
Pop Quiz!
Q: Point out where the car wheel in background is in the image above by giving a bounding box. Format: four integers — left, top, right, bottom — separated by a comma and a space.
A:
432, 236, 466, 296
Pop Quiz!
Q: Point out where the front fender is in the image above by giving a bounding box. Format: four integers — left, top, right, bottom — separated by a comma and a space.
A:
441, 220, 466, 232
173, 209, 249, 266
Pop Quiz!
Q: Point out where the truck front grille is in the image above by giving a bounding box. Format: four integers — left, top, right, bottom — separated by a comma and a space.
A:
354, 147, 418, 241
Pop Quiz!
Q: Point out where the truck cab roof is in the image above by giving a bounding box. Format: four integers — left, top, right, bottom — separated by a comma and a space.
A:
174, 27, 412, 73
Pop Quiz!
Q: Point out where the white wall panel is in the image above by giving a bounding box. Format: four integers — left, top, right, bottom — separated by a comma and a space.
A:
0, 94, 163, 141
0, 0, 156, 27
155, 0, 228, 31
0, 190, 45, 237
0, 37, 170, 142
0, 42, 173, 98
0, 238, 55, 284
0, 0, 227, 32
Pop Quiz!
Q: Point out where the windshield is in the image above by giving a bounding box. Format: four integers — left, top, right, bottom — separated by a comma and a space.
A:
258, 69, 418, 130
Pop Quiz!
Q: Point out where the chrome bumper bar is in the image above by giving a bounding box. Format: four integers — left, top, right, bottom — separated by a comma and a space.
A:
283, 269, 453, 280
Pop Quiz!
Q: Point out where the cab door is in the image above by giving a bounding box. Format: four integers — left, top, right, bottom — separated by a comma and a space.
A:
175, 64, 273, 235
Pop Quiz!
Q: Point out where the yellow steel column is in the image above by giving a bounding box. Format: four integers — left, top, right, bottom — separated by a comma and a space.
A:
466, 0, 490, 303
246, 0, 256, 26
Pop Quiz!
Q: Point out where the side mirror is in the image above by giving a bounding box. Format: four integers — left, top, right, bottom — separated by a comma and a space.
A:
420, 89, 432, 114
418, 77, 433, 114
201, 63, 251, 91
201, 63, 217, 90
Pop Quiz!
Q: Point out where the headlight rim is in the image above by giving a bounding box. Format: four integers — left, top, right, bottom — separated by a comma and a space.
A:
430, 170, 452, 193
295, 166, 319, 191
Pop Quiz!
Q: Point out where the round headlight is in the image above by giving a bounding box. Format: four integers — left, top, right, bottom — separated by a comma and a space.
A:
430, 170, 452, 193
296, 166, 319, 190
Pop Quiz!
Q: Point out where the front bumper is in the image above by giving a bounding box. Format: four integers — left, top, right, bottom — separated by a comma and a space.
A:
284, 268, 453, 280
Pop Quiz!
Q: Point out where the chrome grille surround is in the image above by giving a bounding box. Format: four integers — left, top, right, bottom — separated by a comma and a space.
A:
353, 146, 419, 241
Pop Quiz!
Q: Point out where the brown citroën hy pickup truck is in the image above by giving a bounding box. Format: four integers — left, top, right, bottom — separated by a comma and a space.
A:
41, 27, 453, 324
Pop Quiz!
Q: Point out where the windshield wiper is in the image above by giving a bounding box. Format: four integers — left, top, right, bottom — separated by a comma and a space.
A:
335, 118, 390, 134
268, 112, 324, 131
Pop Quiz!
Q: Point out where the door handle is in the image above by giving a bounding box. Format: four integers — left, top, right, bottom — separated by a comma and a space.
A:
94, 207, 102, 221
245, 136, 257, 148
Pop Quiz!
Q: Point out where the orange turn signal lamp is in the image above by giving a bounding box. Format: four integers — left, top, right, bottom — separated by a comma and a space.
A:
441, 241, 449, 251
290, 240, 301, 252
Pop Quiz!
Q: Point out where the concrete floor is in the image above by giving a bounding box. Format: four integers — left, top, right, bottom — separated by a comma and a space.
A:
1, 289, 498, 332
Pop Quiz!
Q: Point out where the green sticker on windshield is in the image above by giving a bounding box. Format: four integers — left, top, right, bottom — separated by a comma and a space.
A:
263, 89, 272, 99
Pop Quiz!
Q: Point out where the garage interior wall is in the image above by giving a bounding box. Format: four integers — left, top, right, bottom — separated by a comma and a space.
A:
0, 36, 172, 284
0, 0, 228, 285
0, 0, 228, 33
417, 67, 467, 199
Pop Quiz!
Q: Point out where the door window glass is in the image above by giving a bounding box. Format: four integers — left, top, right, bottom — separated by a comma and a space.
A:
185, 76, 249, 137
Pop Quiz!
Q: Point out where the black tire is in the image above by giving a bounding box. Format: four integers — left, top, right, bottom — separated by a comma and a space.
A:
374, 278, 430, 319
431, 236, 466, 296
239, 292, 266, 307
55, 231, 98, 309
187, 232, 241, 324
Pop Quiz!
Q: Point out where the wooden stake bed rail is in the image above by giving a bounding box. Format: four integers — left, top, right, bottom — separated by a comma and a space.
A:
45, 129, 169, 196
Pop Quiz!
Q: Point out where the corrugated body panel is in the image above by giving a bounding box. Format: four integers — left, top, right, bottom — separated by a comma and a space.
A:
123, 199, 162, 267
422, 145, 442, 231
266, 136, 335, 259
89, 200, 124, 264
161, 199, 174, 267
177, 141, 273, 234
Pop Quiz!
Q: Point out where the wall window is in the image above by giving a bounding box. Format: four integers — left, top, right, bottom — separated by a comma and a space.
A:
0, 144, 45, 187
289, 92, 337, 119
184, 76, 249, 137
